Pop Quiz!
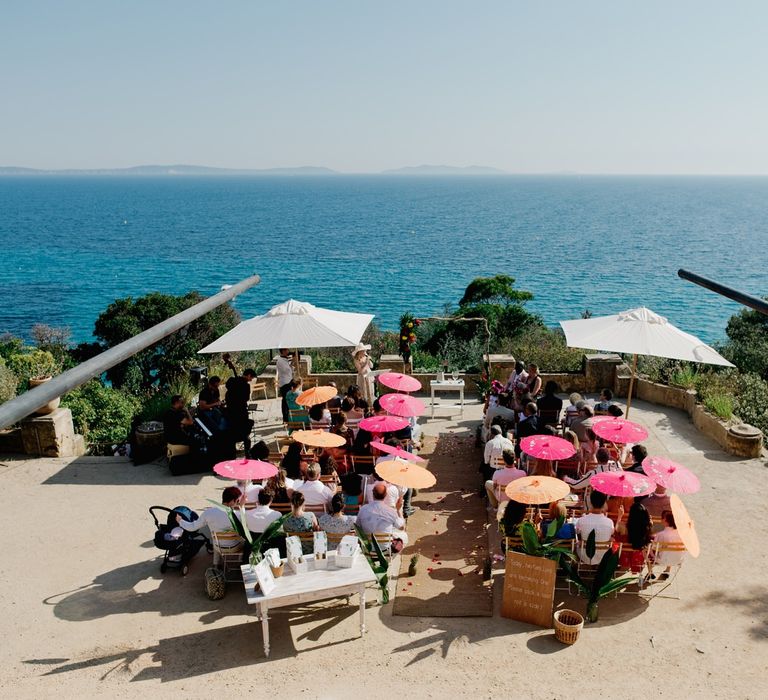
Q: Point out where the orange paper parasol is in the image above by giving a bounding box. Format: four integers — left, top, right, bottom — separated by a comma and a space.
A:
505, 475, 571, 504
375, 458, 436, 489
670, 494, 700, 558
296, 385, 337, 407
291, 429, 346, 448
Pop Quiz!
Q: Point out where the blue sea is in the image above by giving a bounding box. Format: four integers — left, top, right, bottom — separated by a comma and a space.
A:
0, 175, 766, 344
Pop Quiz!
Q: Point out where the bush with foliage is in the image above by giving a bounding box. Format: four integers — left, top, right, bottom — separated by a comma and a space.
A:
504, 326, 584, 373
0, 359, 18, 404
721, 305, 768, 380
62, 380, 141, 446
7, 349, 61, 390
733, 373, 768, 438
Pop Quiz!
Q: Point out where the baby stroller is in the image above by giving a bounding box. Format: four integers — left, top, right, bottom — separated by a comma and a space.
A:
149, 505, 212, 575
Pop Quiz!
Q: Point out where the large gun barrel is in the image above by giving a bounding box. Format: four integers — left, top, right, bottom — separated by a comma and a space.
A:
678, 269, 768, 317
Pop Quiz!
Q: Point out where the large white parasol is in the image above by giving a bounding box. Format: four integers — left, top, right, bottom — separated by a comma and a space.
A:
560, 306, 733, 416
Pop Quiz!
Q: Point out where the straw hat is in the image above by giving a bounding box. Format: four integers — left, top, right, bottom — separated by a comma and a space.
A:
351, 342, 371, 355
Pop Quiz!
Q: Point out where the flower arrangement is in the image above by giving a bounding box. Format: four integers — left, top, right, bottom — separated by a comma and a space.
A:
399, 312, 420, 365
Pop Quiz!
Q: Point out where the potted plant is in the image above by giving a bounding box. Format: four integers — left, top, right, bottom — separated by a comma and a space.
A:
9, 350, 62, 414
562, 531, 636, 623
398, 313, 419, 370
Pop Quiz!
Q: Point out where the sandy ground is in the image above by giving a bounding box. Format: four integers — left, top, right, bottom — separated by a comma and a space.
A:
1, 395, 767, 699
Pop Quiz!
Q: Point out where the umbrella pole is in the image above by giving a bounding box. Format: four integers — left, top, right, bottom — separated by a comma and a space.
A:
293, 349, 302, 379
625, 353, 638, 418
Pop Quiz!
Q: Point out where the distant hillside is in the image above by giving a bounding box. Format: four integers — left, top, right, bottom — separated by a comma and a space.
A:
0, 164, 339, 176
382, 164, 508, 175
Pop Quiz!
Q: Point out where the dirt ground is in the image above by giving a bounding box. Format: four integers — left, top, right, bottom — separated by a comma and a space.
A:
1, 396, 766, 699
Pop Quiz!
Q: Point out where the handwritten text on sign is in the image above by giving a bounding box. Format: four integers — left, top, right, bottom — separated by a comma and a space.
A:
500, 552, 557, 628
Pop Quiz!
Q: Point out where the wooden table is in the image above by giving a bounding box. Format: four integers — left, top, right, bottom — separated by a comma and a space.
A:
240, 552, 377, 657
429, 379, 465, 418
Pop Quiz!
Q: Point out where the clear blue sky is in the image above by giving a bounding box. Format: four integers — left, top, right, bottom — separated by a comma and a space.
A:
2, 1, 767, 173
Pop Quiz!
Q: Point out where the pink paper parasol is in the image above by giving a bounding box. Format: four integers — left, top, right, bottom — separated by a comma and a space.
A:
379, 392, 426, 417
519, 435, 577, 461
359, 415, 409, 433
213, 459, 278, 481
590, 470, 656, 497
378, 372, 422, 392
591, 417, 649, 444
370, 440, 426, 463
641, 456, 701, 494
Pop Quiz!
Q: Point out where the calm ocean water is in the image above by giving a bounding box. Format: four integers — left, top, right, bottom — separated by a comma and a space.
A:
0, 175, 766, 344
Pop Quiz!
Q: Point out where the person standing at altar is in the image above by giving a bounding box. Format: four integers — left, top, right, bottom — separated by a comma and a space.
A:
352, 342, 375, 406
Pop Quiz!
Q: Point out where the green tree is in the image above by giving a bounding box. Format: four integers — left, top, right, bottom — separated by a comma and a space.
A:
457, 274, 539, 339
62, 380, 141, 446
93, 291, 241, 391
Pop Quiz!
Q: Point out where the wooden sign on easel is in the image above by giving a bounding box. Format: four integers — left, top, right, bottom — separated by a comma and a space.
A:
500, 552, 557, 628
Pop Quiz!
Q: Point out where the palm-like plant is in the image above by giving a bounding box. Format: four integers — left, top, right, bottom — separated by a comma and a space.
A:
562, 530, 636, 622
519, 517, 577, 565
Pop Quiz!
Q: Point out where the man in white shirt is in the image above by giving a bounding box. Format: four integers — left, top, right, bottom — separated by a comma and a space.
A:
294, 463, 334, 507
276, 348, 294, 422
575, 491, 615, 564
357, 483, 408, 546
177, 486, 244, 565
485, 449, 526, 509
245, 489, 282, 534
483, 424, 515, 472
365, 473, 403, 511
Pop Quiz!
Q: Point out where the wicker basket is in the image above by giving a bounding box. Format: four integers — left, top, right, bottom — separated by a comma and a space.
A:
553, 609, 584, 645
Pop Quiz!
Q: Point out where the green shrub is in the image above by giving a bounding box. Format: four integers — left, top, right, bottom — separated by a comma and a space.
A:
62, 381, 141, 446
733, 373, 768, 438
7, 350, 61, 390
411, 350, 442, 373
0, 359, 17, 404
504, 326, 584, 373
669, 364, 697, 389
703, 393, 734, 420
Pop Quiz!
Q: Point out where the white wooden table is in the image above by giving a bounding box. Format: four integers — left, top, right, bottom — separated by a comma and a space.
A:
240, 552, 376, 657
429, 379, 465, 418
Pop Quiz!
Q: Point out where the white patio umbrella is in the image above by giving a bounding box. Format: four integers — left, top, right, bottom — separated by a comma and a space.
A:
559, 306, 733, 416
198, 299, 374, 358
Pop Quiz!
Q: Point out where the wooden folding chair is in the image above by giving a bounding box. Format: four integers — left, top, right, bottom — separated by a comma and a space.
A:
351, 454, 375, 474
211, 530, 245, 582
249, 379, 270, 400
640, 541, 686, 600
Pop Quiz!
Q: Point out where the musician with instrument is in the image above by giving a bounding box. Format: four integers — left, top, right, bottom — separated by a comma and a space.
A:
222, 353, 256, 452
163, 394, 195, 446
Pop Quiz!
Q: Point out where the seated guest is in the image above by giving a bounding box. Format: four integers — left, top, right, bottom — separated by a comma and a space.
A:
283, 492, 319, 554
177, 486, 243, 564
342, 396, 365, 422
579, 428, 599, 467
565, 447, 621, 490
265, 469, 292, 502
318, 453, 340, 484
563, 393, 583, 427
346, 384, 369, 413
625, 444, 648, 473
641, 484, 672, 523
357, 482, 408, 547
483, 424, 515, 479
607, 404, 624, 418
540, 501, 576, 540
309, 402, 332, 429
248, 440, 270, 461
498, 499, 528, 547
340, 471, 364, 508
515, 402, 540, 457
529, 457, 556, 477
326, 382, 343, 411
243, 479, 263, 503
281, 442, 309, 483
483, 393, 517, 437
537, 381, 564, 428
163, 395, 194, 446
331, 412, 355, 448
575, 490, 615, 564
615, 499, 652, 573
245, 489, 282, 535
294, 463, 334, 507
318, 493, 356, 538
570, 402, 595, 443
365, 472, 402, 511
594, 388, 615, 412
485, 449, 526, 509
652, 510, 685, 574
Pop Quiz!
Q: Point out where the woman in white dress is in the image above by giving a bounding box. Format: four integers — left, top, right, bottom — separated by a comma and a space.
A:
352, 342, 375, 406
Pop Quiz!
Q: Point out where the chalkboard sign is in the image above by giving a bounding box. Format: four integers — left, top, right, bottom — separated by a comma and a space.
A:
500, 552, 557, 628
